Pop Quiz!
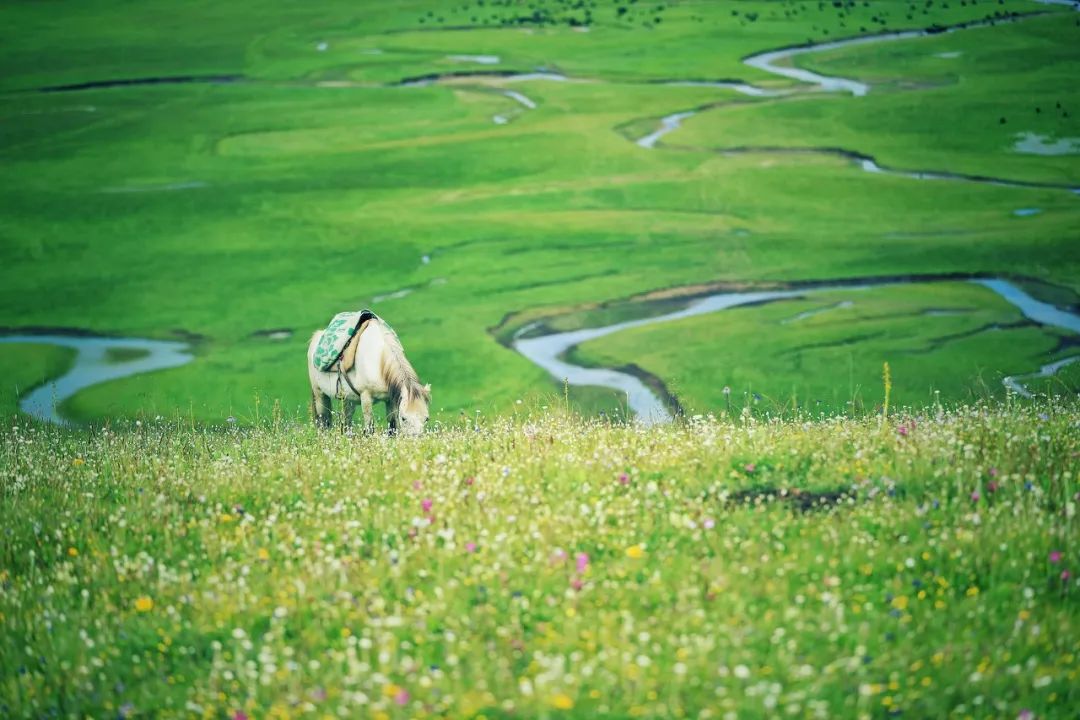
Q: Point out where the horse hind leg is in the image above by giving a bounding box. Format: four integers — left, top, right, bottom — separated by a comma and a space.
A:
312, 389, 333, 429
360, 391, 375, 435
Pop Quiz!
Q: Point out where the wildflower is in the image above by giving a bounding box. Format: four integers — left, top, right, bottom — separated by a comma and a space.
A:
891, 596, 909, 611
618, 473, 630, 485
744, 463, 756, 474
1049, 551, 1063, 563
897, 425, 908, 436
971, 491, 980, 502
394, 688, 410, 706
134, 596, 154, 613
234, 712, 249, 720
257, 548, 270, 561
1063, 570, 1072, 581
988, 467, 998, 477
625, 544, 645, 559
421, 498, 433, 514
966, 586, 980, 597
67, 547, 78, 557
733, 664, 751, 679
575, 552, 589, 573
549, 694, 574, 710
987, 481, 999, 493
72, 458, 85, 466
1017, 710, 1034, 720
465, 542, 477, 553
703, 517, 716, 530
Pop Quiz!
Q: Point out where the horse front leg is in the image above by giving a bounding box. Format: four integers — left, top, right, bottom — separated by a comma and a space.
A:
360, 392, 375, 435
385, 399, 398, 435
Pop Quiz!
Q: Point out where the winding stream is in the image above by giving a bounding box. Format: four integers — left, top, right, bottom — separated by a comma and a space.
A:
638, 11, 1080, 193
512, 278, 1080, 423
0, 335, 192, 425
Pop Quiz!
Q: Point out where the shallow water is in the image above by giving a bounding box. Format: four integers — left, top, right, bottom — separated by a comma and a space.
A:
0, 335, 192, 425
662, 80, 784, 97
742, 18, 1015, 96
448, 55, 500, 65
1013, 132, 1080, 156
636, 111, 697, 149
513, 278, 1080, 423
1004, 356, 1080, 398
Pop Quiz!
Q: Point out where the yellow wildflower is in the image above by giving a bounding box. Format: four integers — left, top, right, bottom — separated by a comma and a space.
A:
625, 544, 645, 559
549, 693, 574, 710
67, 547, 78, 557
72, 458, 85, 466
892, 596, 908, 611
134, 596, 154, 612
965, 586, 979, 597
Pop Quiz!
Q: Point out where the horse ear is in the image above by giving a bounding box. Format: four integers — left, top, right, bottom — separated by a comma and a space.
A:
424, 383, 432, 392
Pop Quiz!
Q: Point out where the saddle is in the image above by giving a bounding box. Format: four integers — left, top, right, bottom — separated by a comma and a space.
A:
313, 309, 377, 373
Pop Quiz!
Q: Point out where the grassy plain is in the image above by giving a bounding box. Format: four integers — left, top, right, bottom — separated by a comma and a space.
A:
571, 281, 1080, 414
0, 0, 1078, 423
673, 14, 1080, 185
2, 402, 1078, 717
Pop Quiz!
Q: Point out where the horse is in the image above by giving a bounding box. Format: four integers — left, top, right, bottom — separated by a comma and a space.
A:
307, 315, 431, 435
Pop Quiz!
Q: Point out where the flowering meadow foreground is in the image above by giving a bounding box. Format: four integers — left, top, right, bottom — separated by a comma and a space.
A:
1, 402, 1078, 719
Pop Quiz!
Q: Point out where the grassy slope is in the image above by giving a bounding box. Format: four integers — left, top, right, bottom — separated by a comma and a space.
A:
674, 15, 1080, 184
1, 0, 1077, 424
1, 403, 1077, 717
0, 345, 74, 417
572, 282, 1078, 414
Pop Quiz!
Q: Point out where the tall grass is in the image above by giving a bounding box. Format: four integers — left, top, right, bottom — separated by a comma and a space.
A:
1, 400, 1078, 718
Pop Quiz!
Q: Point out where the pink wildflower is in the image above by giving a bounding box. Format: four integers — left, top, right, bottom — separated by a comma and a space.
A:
1062, 569, 1072, 581
466, 542, 477, 553
394, 688, 410, 706
1049, 550, 1063, 563
618, 473, 630, 485
744, 463, 756, 474
987, 481, 999, 493
234, 713, 248, 720
971, 491, 980, 502
571, 577, 584, 591
575, 552, 589, 573
703, 518, 716, 530
897, 425, 908, 436
421, 498, 433, 514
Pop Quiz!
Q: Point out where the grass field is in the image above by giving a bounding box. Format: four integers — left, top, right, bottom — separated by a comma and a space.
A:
570, 281, 1079, 414
2, 401, 1078, 717
1, 0, 1078, 424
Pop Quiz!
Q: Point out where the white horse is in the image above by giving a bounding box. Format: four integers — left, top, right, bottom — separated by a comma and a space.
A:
307, 317, 430, 435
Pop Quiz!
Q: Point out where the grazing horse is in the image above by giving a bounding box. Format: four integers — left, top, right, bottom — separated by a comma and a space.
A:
307, 316, 431, 435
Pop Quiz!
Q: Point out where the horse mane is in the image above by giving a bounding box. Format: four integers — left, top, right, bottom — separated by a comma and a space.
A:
377, 320, 430, 405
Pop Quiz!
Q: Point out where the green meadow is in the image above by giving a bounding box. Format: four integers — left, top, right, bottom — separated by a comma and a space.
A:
2, 403, 1078, 718
2, 3, 1080, 716
1, 0, 1078, 423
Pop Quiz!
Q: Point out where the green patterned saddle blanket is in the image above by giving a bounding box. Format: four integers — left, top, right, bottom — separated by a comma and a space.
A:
312, 310, 377, 372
